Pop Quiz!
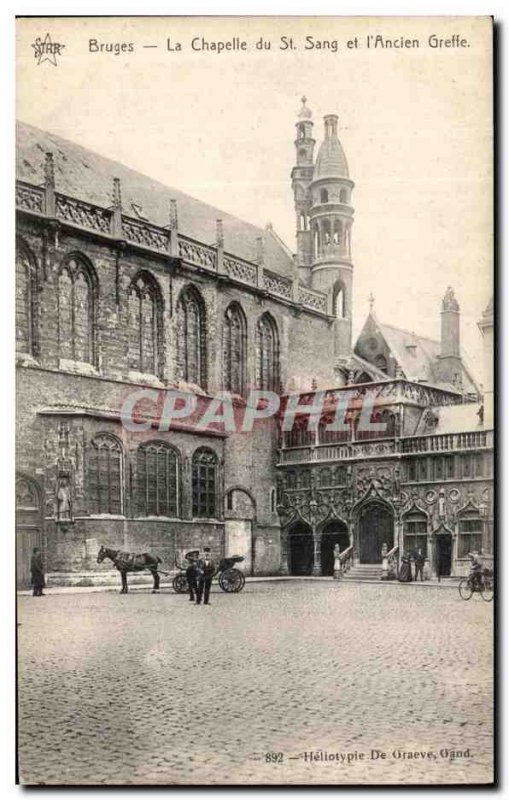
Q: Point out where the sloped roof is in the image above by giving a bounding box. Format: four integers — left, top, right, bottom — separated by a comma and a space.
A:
16, 121, 296, 279
313, 135, 349, 180
354, 314, 479, 396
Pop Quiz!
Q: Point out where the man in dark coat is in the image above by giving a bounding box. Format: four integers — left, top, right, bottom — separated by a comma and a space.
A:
185, 550, 201, 603
414, 549, 425, 581
30, 547, 45, 596
196, 547, 216, 605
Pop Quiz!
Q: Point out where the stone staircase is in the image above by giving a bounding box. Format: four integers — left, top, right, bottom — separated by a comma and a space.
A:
341, 563, 383, 583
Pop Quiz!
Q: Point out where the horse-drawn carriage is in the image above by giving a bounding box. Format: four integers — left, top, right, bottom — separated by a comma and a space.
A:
173, 555, 246, 594
97, 545, 246, 594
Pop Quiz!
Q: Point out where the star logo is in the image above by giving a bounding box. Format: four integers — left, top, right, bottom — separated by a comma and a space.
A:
31, 33, 65, 66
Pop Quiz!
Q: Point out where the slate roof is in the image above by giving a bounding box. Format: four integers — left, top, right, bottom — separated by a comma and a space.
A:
16, 121, 297, 279
354, 314, 480, 396
313, 134, 349, 180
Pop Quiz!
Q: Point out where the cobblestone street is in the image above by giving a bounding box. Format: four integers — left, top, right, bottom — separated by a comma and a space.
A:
17, 581, 493, 785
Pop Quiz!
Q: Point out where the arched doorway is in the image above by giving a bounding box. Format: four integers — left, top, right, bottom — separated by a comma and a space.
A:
16, 475, 43, 589
320, 520, 349, 576
357, 501, 394, 564
288, 521, 314, 576
435, 533, 452, 577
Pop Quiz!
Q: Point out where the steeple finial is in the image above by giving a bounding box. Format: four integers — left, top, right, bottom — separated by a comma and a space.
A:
298, 96, 312, 120
368, 291, 375, 313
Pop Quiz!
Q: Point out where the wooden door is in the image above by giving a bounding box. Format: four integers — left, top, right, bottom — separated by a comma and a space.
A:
358, 503, 393, 563
16, 476, 42, 589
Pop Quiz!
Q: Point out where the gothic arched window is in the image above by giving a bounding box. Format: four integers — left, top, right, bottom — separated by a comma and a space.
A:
256, 312, 280, 392
192, 448, 218, 519
320, 188, 329, 203
223, 302, 247, 396
332, 280, 346, 319
403, 511, 428, 558
137, 441, 179, 517
58, 254, 97, 365
333, 219, 343, 245
176, 285, 207, 388
16, 240, 38, 357
87, 434, 123, 515
127, 272, 162, 376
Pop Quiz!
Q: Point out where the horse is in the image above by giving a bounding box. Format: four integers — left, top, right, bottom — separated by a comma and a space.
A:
97, 546, 162, 594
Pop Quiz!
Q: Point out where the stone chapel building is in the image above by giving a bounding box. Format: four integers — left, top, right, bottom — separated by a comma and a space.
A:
15, 99, 494, 586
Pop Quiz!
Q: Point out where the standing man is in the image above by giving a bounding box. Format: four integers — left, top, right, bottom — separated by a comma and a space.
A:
414, 549, 425, 582
30, 547, 45, 597
196, 547, 216, 606
185, 550, 201, 603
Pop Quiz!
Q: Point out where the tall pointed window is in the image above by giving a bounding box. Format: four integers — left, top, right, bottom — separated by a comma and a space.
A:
256, 313, 279, 392
137, 442, 179, 517
223, 302, 247, 395
332, 280, 346, 319
87, 434, 123, 515
176, 285, 207, 388
58, 254, 96, 364
127, 272, 162, 376
16, 240, 38, 357
192, 448, 218, 518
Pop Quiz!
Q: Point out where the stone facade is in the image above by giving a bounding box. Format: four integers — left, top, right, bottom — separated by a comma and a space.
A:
15, 108, 494, 586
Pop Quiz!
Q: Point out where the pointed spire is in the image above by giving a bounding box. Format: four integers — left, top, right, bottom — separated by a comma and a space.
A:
216, 218, 224, 249
44, 152, 55, 189
169, 199, 178, 230
112, 177, 122, 210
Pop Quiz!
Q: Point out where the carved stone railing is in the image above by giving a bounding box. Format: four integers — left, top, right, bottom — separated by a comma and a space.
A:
298, 285, 328, 313
223, 253, 257, 286
16, 178, 331, 315
16, 182, 45, 213
400, 430, 493, 454
339, 544, 353, 574
382, 544, 399, 580
55, 194, 112, 234
122, 216, 170, 253
178, 235, 217, 271
278, 430, 493, 465
262, 269, 293, 300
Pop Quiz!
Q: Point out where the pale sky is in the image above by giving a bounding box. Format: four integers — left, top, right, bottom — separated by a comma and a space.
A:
16, 16, 493, 375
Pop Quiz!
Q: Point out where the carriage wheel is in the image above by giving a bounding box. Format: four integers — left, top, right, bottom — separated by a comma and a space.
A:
481, 578, 494, 602
173, 573, 188, 594
219, 569, 245, 593
458, 578, 473, 600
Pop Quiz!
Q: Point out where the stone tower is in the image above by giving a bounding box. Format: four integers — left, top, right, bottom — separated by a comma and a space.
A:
292, 101, 355, 358
291, 97, 316, 283
438, 287, 462, 386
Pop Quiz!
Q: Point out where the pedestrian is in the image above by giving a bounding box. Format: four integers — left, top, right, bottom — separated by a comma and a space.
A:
414, 548, 425, 581
185, 550, 201, 603
196, 547, 216, 606
397, 553, 413, 583
30, 547, 45, 597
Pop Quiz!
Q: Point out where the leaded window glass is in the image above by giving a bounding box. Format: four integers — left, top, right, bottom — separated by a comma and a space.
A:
192, 448, 218, 518
137, 442, 179, 517
87, 434, 123, 515
176, 286, 207, 388
223, 303, 247, 395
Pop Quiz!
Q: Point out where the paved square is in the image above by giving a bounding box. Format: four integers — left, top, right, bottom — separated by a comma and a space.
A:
17, 581, 493, 785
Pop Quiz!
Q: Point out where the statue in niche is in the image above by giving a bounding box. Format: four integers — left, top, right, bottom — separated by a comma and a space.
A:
56, 476, 72, 522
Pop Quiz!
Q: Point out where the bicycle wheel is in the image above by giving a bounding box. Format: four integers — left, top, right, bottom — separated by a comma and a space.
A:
458, 578, 473, 600
173, 573, 188, 594
481, 579, 494, 602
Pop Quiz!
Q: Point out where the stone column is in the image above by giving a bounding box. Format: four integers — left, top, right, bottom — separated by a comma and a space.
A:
279, 528, 290, 575
311, 532, 322, 576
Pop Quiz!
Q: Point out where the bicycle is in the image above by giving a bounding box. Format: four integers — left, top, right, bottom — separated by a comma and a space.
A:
458, 569, 494, 602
